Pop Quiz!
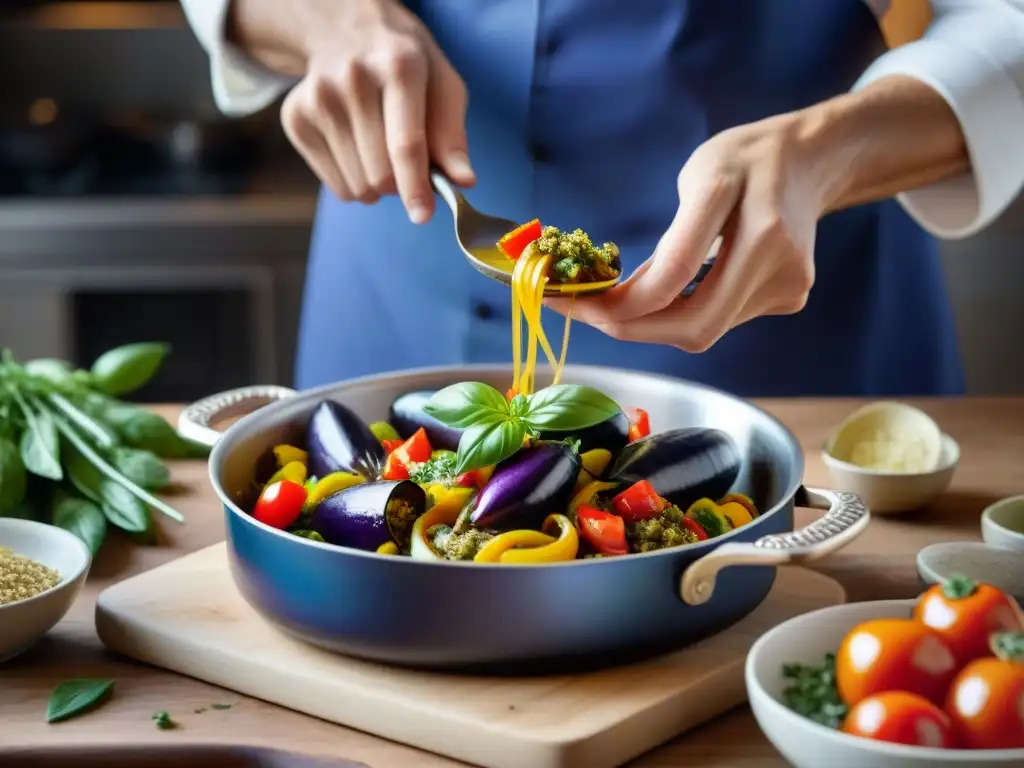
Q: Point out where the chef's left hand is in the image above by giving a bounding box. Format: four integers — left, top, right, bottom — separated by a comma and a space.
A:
548, 112, 838, 353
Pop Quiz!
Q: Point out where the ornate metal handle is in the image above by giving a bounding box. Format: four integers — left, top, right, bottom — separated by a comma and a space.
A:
679, 487, 869, 606
177, 385, 296, 448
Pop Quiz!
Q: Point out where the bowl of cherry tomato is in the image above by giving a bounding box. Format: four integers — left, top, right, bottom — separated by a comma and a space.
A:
746, 576, 1024, 767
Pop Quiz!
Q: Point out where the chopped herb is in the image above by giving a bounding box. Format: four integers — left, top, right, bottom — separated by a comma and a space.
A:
408, 452, 457, 486
152, 710, 176, 729
535, 226, 621, 285
211, 702, 234, 710
193, 707, 207, 714
781, 653, 848, 729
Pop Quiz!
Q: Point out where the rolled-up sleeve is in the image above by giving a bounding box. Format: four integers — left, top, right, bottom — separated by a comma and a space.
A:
180, 0, 297, 117
855, 0, 1024, 239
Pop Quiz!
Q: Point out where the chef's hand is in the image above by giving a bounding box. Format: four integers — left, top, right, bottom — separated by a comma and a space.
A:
268, 0, 474, 222
548, 113, 825, 353
547, 76, 970, 353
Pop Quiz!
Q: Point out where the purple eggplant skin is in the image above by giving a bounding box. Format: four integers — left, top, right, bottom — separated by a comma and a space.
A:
470, 442, 581, 531
388, 390, 464, 451
608, 428, 741, 510
538, 408, 630, 457
306, 400, 385, 479
311, 480, 426, 552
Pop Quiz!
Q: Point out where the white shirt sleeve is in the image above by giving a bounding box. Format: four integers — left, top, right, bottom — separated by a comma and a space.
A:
179, 0, 298, 118
854, 0, 1024, 239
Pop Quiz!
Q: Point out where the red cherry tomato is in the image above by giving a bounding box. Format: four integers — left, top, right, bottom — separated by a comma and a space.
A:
611, 479, 666, 523
253, 479, 307, 530
843, 691, 958, 748
913, 575, 1024, 666
627, 407, 651, 442
945, 632, 1024, 749
836, 618, 958, 707
576, 505, 629, 556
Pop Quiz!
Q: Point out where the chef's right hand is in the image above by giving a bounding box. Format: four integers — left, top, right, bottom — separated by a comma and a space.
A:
279, 0, 475, 223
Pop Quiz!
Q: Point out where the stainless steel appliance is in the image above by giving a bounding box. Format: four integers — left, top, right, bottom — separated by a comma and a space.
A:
0, 1, 320, 401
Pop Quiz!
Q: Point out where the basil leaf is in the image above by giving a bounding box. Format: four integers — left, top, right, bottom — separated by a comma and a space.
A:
99, 404, 194, 458
110, 447, 170, 490
521, 385, 621, 432
46, 678, 115, 723
64, 443, 105, 504
53, 496, 108, 555
18, 403, 63, 481
455, 418, 526, 475
46, 393, 118, 449
90, 342, 170, 397
98, 479, 150, 533
24, 358, 76, 387
0, 436, 27, 516
423, 382, 509, 429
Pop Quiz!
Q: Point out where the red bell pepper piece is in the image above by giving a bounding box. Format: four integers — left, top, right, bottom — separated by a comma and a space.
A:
381, 439, 404, 455
576, 505, 629, 556
382, 451, 410, 481
456, 470, 482, 488
627, 407, 651, 442
680, 516, 709, 541
392, 427, 432, 466
497, 218, 542, 260
253, 479, 307, 530
611, 479, 666, 523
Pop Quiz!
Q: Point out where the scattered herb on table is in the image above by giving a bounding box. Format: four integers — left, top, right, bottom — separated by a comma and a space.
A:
780, 653, 848, 729
0, 344, 209, 554
46, 678, 115, 723
152, 710, 176, 730
211, 702, 234, 710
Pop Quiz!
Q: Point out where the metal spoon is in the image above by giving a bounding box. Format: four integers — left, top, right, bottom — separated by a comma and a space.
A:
429, 168, 715, 298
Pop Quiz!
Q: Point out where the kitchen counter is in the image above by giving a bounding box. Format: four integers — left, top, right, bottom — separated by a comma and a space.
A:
1, 397, 1022, 767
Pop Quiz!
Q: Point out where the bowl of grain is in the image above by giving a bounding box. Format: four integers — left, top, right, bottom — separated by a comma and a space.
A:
0, 518, 91, 663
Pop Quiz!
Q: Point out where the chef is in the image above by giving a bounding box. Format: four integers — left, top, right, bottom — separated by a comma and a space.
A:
181, 0, 1024, 397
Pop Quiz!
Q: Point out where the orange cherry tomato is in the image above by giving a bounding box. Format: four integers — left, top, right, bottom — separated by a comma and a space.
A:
253, 479, 307, 530
945, 631, 1024, 750
843, 691, 958, 748
914, 575, 1024, 666
836, 618, 959, 707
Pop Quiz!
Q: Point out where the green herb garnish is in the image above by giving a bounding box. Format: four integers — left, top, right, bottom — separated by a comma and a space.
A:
408, 452, 457, 486
781, 653, 848, 729
152, 710, 175, 729
0, 344, 206, 555
211, 702, 234, 710
46, 679, 115, 723
423, 383, 620, 474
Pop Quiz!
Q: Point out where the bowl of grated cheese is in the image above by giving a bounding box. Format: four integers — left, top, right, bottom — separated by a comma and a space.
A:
0, 518, 91, 663
822, 402, 957, 515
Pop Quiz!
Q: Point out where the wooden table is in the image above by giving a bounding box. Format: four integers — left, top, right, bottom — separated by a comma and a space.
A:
2, 399, 1022, 767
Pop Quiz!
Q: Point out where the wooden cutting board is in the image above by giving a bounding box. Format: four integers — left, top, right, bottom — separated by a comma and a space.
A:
95, 544, 845, 768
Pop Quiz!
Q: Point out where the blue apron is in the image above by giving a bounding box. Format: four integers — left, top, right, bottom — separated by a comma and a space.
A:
295, 0, 965, 398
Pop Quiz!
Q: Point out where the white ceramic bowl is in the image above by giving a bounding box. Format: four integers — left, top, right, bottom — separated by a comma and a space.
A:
822, 433, 959, 515
746, 599, 1024, 767
915, 541, 1024, 604
0, 518, 91, 663
982, 495, 1024, 552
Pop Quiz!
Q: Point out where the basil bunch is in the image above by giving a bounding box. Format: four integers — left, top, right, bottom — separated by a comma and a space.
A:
424, 382, 620, 474
0, 344, 206, 555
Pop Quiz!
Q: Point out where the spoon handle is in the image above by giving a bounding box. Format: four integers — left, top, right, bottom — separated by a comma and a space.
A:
429, 166, 464, 216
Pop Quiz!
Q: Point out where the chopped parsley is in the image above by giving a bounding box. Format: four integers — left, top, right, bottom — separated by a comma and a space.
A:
152, 710, 176, 730
408, 452, 458, 486
535, 226, 621, 284
781, 653, 848, 729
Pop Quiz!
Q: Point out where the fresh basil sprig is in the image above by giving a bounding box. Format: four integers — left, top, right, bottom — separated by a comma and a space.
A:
424, 382, 620, 474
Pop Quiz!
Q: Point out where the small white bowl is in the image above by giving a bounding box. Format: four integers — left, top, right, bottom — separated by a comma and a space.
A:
823, 433, 959, 515
916, 541, 1024, 605
0, 518, 91, 663
982, 495, 1024, 553
746, 599, 1024, 767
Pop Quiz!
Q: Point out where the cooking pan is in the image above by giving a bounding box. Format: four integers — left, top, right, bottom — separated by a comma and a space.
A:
179, 365, 869, 673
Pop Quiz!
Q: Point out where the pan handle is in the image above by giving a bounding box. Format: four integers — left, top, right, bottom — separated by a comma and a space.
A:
177, 385, 296, 448
679, 487, 869, 606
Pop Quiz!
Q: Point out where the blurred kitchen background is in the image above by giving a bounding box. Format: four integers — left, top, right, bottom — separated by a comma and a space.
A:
0, 2, 1020, 402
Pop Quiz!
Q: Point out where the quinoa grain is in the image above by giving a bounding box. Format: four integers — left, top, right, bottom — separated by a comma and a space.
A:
0, 546, 60, 605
